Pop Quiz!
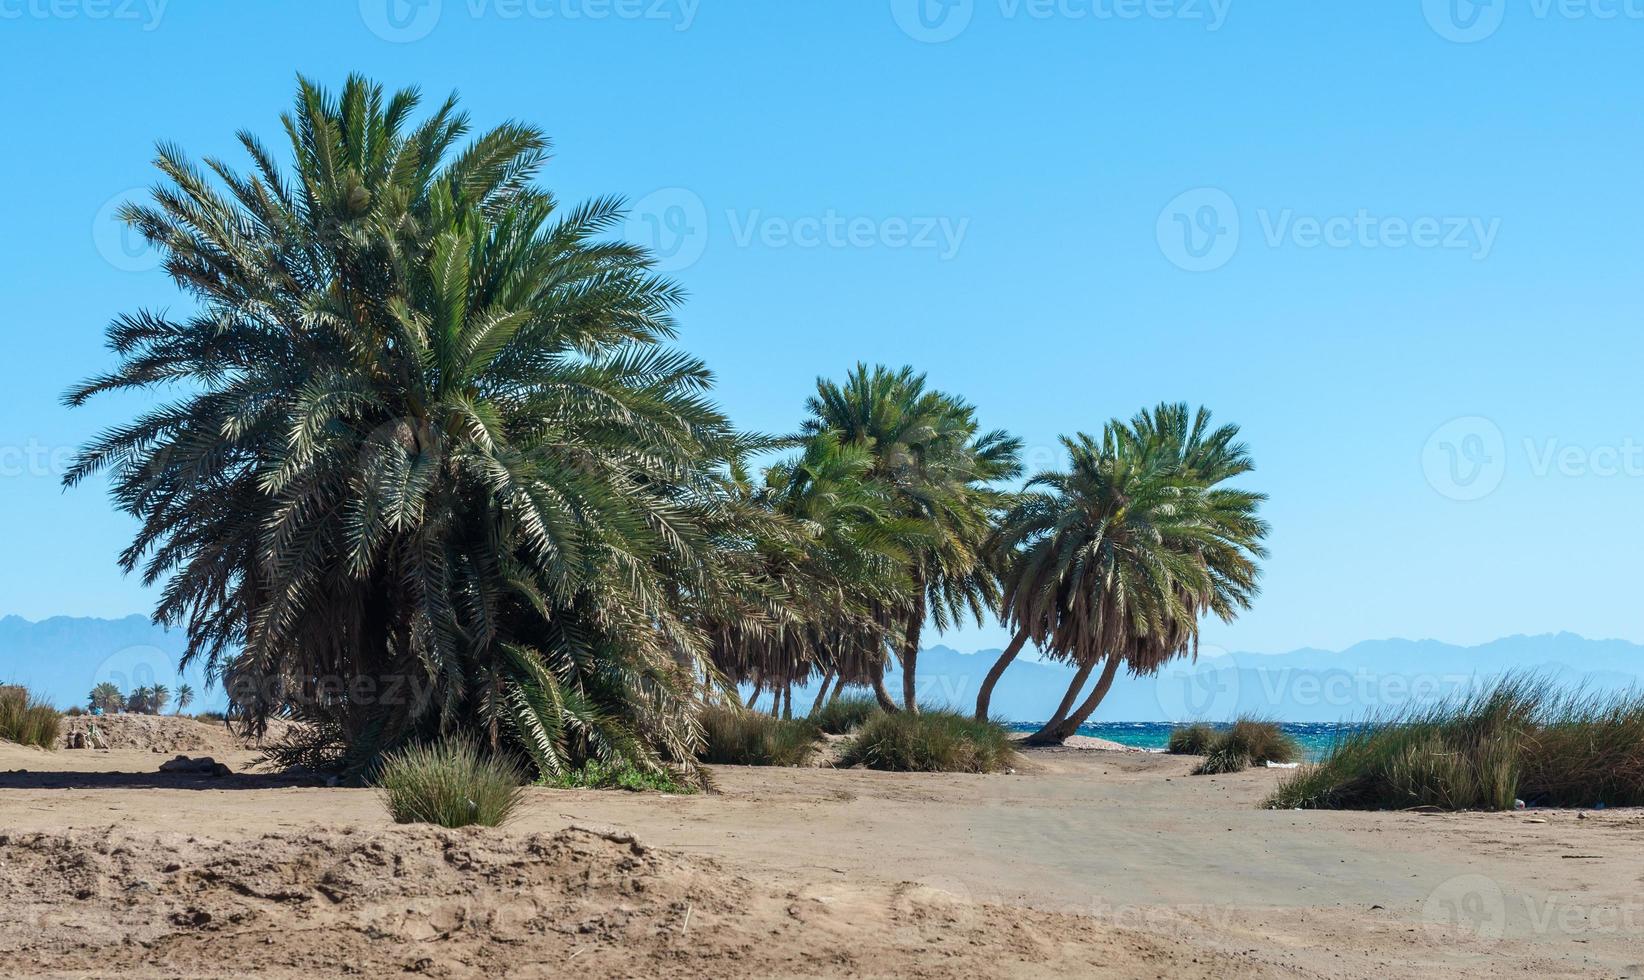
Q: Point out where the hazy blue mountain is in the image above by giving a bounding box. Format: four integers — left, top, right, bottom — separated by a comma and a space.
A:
4, 616, 1641, 722
859, 634, 1644, 723
0, 615, 222, 711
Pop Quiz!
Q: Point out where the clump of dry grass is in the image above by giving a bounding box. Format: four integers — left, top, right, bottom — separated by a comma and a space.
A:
1191, 719, 1299, 775
1267, 676, 1644, 811
810, 695, 882, 735
840, 709, 1016, 773
1166, 722, 1216, 755
0, 686, 61, 750
698, 706, 822, 766
376, 738, 526, 828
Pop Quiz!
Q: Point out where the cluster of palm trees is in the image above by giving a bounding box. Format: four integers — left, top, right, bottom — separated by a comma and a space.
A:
87, 681, 195, 715
66, 74, 1267, 778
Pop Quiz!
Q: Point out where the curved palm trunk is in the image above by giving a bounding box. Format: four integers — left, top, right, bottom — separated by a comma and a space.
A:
809, 671, 836, 716
1024, 658, 1097, 746
1048, 654, 1123, 741
974, 627, 1030, 721
870, 659, 900, 713
1030, 654, 1122, 746
900, 588, 926, 714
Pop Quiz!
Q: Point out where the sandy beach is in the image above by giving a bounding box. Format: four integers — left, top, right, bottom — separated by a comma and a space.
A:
2, 729, 1638, 979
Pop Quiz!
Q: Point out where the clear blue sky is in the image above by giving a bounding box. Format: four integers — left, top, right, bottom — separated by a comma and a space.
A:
2, 1, 1641, 657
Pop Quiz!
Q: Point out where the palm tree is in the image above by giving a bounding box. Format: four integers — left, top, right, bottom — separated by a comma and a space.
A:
175, 684, 195, 715
804, 365, 1021, 712
128, 686, 153, 715
981, 405, 1266, 744
65, 74, 750, 778
88, 682, 124, 714
706, 430, 925, 712
150, 685, 171, 715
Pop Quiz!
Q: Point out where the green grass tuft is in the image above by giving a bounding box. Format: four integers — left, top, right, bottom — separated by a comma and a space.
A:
1166, 722, 1216, 755
539, 760, 694, 793
376, 738, 526, 828
698, 706, 823, 766
0, 686, 61, 750
840, 709, 1016, 773
1266, 676, 1644, 811
1191, 719, 1299, 775
810, 695, 882, 735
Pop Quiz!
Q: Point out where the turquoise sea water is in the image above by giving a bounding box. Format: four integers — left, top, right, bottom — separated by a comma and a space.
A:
1006, 721, 1356, 761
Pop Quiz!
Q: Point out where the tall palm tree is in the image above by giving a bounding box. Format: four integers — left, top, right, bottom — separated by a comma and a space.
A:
804, 365, 1021, 712
175, 684, 195, 714
65, 74, 749, 778
150, 684, 171, 715
979, 405, 1266, 744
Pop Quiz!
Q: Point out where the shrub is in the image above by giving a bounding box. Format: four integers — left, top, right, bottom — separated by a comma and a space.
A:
698, 706, 822, 766
840, 709, 1016, 773
376, 738, 525, 828
810, 695, 882, 735
540, 760, 693, 793
1191, 719, 1299, 775
1166, 723, 1216, 755
1266, 676, 1644, 811
0, 686, 61, 750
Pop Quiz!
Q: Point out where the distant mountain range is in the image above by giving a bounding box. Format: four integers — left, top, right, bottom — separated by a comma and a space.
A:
3, 615, 1641, 722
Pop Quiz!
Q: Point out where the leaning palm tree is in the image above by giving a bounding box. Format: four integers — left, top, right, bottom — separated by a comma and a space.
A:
175, 684, 195, 714
978, 405, 1267, 743
804, 365, 1020, 712
65, 74, 751, 778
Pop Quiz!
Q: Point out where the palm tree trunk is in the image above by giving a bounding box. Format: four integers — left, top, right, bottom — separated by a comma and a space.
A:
1028, 655, 1121, 746
870, 659, 900, 713
1025, 659, 1096, 745
974, 627, 1030, 721
1048, 654, 1123, 741
782, 683, 793, 720
809, 671, 836, 716
747, 688, 761, 712
900, 586, 927, 714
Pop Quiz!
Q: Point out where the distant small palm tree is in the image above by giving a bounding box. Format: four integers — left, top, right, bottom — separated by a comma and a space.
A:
88, 682, 124, 713
128, 686, 152, 715
150, 685, 171, 715
175, 684, 194, 715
